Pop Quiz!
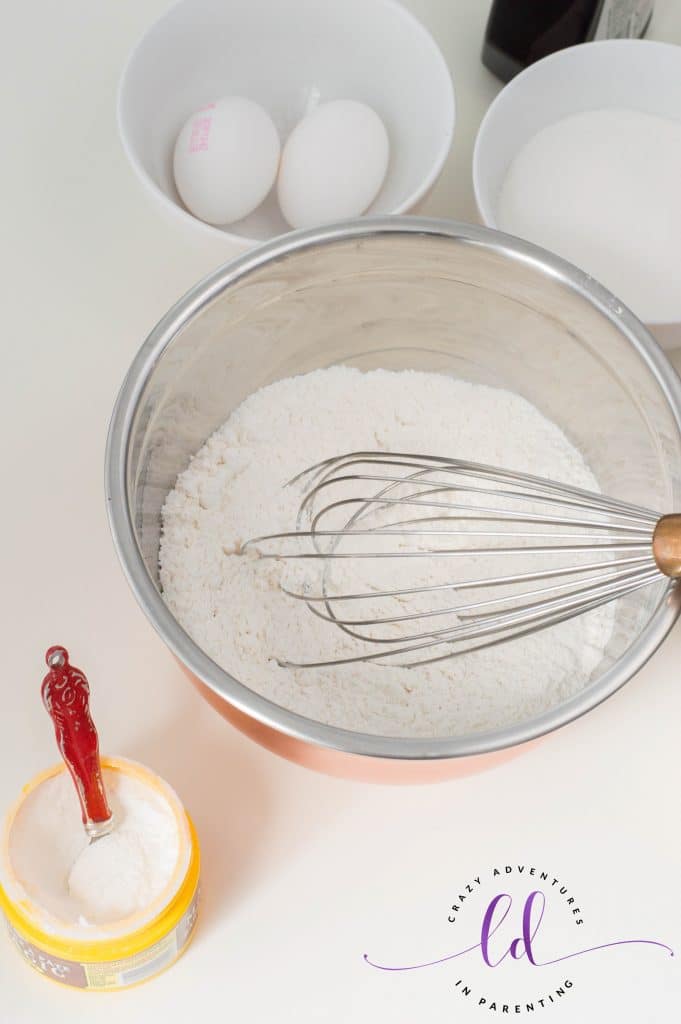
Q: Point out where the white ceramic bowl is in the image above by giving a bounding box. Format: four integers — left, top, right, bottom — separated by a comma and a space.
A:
118, 0, 455, 251
473, 39, 681, 350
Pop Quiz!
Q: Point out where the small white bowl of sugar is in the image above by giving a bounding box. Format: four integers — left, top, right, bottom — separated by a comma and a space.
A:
473, 39, 681, 351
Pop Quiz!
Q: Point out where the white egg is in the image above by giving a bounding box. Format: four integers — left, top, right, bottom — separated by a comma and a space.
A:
277, 100, 389, 229
173, 97, 280, 225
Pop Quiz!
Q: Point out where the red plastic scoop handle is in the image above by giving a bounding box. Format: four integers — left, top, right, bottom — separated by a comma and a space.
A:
41, 646, 112, 829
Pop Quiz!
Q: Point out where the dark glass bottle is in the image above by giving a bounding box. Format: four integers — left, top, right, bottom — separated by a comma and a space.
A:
482, 0, 654, 82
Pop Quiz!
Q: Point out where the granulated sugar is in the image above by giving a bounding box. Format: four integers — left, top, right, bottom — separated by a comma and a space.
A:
498, 108, 681, 324
160, 368, 614, 737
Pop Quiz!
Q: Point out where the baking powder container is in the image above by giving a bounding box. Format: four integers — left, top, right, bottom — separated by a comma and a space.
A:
0, 757, 200, 991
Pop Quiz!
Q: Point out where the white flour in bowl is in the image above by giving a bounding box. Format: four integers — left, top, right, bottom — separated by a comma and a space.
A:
160, 367, 614, 737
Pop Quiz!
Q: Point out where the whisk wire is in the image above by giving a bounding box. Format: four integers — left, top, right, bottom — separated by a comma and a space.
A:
241, 451, 668, 669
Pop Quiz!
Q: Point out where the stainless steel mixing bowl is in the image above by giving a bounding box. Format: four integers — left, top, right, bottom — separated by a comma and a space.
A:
105, 217, 681, 782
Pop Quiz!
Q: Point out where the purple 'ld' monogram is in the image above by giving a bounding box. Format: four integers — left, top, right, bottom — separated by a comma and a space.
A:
364, 891, 673, 972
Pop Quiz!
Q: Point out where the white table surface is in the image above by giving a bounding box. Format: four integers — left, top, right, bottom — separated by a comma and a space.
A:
3, 2, 681, 1021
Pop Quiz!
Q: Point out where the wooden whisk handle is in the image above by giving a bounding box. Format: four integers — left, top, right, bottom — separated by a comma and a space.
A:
653, 515, 681, 578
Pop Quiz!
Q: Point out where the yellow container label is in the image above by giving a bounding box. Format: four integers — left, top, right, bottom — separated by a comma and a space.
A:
5, 885, 199, 991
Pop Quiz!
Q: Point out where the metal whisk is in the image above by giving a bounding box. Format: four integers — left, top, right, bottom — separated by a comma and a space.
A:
240, 452, 681, 669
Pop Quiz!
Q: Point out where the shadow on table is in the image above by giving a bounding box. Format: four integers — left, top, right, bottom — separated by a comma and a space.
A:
120, 693, 280, 942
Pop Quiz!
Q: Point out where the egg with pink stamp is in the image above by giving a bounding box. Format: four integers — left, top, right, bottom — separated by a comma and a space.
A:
173, 96, 280, 226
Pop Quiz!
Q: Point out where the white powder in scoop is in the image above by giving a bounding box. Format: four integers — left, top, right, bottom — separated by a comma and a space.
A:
160, 367, 614, 738
497, 108, 681, 323
8, 767, 181, 932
